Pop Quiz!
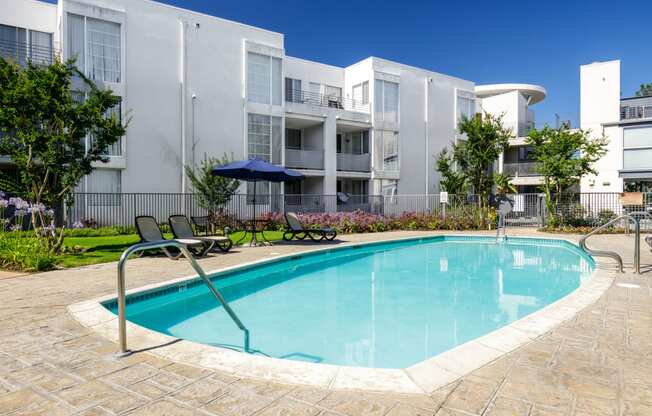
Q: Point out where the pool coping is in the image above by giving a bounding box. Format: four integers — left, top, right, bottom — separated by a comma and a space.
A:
67, 234, 614, 395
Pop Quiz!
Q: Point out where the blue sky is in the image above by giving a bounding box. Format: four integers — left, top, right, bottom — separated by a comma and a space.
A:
43, 0, 652, 127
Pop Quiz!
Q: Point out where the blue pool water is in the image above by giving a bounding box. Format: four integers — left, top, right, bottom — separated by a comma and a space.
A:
106, 236, 594, 368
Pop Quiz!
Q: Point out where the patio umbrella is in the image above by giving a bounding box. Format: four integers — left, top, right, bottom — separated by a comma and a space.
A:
212, 158, 304, 245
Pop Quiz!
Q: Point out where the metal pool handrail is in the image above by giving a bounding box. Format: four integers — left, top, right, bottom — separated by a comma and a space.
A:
116, 240, 250, 356
578, 214, 640, 274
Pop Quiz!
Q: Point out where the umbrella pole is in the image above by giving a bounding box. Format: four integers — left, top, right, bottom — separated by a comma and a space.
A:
252, 180, 257, 246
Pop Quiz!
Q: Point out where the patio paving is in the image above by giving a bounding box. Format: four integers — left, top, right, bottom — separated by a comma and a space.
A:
0, 229, 650, 415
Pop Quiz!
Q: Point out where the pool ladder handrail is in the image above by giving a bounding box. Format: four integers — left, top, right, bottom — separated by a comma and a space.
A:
496, 211, 506, 241
578, 213, 642, 274
116, 240, 250, 357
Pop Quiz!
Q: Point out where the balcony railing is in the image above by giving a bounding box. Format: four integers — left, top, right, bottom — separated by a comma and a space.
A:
285, 148, 324, 170
337, 153, 371, 172
621, 104, 652, 120
0, 39, 57, 66
286, 89, 370, 113
503, 161, 540, 177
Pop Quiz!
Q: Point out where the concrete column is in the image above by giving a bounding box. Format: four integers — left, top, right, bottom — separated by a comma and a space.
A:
323, 115, 338, 211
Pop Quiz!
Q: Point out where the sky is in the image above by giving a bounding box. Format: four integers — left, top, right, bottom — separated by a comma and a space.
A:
42, 0, 652, 127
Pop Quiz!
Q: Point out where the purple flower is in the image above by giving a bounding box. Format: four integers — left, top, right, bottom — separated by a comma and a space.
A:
72, 221, 84, 229
10, 224, 22, 232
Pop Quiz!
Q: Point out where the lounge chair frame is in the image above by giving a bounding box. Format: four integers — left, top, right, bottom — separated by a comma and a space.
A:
135, 215, 207, 259
170, 215, 233, 253
282, 212, 337, 242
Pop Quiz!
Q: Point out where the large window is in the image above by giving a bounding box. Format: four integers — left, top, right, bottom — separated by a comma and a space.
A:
0, 24, 53, 66
77, 91, 123, 157
623, 126, 652, 170
338, 131, 369, 154
67, 13, 121, 83
247, 52, 281, 105
286, 128, 302, 149
87, 169, 122, 206
285, 78, 301, 103
374, 130, 399, 171
352, 81, 369, 106
374, 80, 399, 123
456, 90, 475, 124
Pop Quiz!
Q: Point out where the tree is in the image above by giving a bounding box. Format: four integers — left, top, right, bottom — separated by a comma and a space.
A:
493, 173, 517, 195
635, 83, 652, 97
186, 153, 240, 226
435, 148, 466, 194
525, 126, 608, 224
454, 112, 512, 205
0, 57, 127, 253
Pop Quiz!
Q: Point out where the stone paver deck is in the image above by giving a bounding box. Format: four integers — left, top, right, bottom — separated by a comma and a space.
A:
0, 230, 651, 415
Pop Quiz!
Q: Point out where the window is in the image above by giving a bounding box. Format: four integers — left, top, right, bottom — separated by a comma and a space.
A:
0, 24, 53, 66
374, 79, 399, 123
374, 130, 399, 171
87, 99, 123, 157
285, 78, 301, 103
352, 81, 369, 106
247, 52, 281, 105
285, 181, 301, 196
29, 30, 53, 65
247, 113, 281, 162
382, 179, 398, 199
623, 126, 652, 170
246, 181, 270, 205
338, 131, 369, 154
67, 13, 121, 83
87, 169, 122, 206
456, 90, 475, 124
67, 14, 85, 69
286, 128, 302, 149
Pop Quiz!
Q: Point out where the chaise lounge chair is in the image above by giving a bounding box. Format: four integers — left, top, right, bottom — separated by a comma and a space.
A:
169, 215, 233, 253
283, 212, 337, 242
135, 215, 208, 259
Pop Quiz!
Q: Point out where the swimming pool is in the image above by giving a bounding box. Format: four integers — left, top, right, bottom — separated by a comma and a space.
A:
104, 236, 594, 369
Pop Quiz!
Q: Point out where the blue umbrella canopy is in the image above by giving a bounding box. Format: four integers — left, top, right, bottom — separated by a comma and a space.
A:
211, 158, 304, 182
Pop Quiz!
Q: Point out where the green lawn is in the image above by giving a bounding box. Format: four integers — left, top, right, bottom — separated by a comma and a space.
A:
59, 231, 285, 268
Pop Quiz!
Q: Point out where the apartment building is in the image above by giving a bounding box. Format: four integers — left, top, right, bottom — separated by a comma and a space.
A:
1, 0, 546, 210
580, 60, 652, 193
477, 84, 546, 193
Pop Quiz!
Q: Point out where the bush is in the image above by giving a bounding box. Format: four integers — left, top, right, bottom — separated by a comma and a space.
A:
63, 225, 137, 237
258, 207, 493, 234
0, 233, 58, 271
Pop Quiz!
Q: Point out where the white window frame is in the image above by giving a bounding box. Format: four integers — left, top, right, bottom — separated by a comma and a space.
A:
66, 13, 122, 84
246, 52, 282, 105
374, 79, 400, 124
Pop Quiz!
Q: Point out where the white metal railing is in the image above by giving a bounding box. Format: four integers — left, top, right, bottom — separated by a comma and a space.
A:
116, 240, 249, 356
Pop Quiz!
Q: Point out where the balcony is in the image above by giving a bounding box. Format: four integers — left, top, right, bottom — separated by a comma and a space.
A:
337, 153, 371, 172
285, 148, 324, 170
0, 39, 57, 66
621, 97, 652, 120
286, 89, 370, 114
503, 162, 540, 177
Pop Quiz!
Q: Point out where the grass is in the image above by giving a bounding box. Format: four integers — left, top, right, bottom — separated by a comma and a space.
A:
58, 230, 285, 268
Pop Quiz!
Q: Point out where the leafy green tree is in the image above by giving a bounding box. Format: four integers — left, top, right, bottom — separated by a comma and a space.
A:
435, 148, 466, 194
454, 112, 512, 205
493, 173, 517, 195
525, 126, 608, 224
0, 57, 127, 253
186, 154, 240, 227
635, 83, 652, 97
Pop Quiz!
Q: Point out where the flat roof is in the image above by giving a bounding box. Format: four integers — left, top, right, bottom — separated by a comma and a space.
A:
475, 83, 546, 105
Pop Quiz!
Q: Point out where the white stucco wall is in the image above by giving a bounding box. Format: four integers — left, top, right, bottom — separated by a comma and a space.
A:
4, 0, 58, 37
580, 60, 622, 192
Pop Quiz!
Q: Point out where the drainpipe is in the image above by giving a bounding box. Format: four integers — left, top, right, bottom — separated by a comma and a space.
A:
425, 77, 432, 204
179, 20, 188, 193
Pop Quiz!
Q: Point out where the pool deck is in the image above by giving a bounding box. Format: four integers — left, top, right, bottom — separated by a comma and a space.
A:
1, 229, 651, 415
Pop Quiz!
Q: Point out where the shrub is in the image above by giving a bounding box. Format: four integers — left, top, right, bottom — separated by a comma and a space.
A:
0, 233, 58, 271
63, 225, 136, 237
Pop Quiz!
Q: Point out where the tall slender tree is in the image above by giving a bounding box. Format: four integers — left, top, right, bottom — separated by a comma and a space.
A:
0, 57, 127, 252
